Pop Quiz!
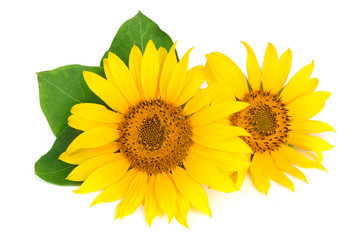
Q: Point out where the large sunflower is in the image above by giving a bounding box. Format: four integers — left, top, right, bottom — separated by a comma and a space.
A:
205, 42, 334, 195
59, 40, 252, 227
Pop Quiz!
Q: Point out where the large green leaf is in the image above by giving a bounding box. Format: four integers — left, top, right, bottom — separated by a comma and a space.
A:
101, 11, 174, 66
35, 126, 82, 186
37, 65, 105, 136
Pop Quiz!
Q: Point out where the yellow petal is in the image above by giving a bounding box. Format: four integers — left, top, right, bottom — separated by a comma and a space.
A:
241, 41, 261, 90
159, 42, 177, 99
290, 120, 335, 133
204, 60, 218, 85
272, 49, 292, 93
102, 58, 116, 87
108, 52, 140, 105
175, 65, 205, 106
141, 40, 159, 99
305, 78, 319, 94
271, 149, 308, 182
83, 71, 129, 113
59, 141, 119, 165
70, 103, 122, 123
249, 153, 271, 195
102, 57, 132, 108
167, 48, 193, 102
144, 175, 162, 227
67, 153, 123, 181
280, 61, 315, 103
262, 43, 280, 94
172, 167, 212, 216
192, 134, 253, 153
252, 152, 296, 193
288, 132, 334, 162
182, 82, 220, 115
193, 123, 249, 140
184, 154, 238, 193
190, 101, 249, 126
115, 171, 148, 219
287, 91, 331, 120
129, 45, 144, 99
68, 115, 119, 132
64, 127, 119, 155
268, 164, 294, 192
210, 84, 237, 104
205, 63, 236, 104
158, 47, 168, 71
91, 169, 136, 206
174, 191, 190, 228
74, 160, 130, 194
280, 145, 326, 170
155, 173, 176, 222
205, 52, 248, 99
190, 144, 250, 171
235, 167, 249, 189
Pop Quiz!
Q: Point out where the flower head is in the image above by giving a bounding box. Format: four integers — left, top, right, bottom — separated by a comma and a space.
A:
59, 40, 251, 227
205, 42, 334, 195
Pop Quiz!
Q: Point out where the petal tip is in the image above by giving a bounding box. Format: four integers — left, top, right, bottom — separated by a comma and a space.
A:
82, 70, 91, 78
267, 42, 275, 48
240, 41, 250, 49
107, 52, 115, 58
146, 40, 156, 49
90, 197, 101, 207
65, 175, 73, 181
289, 184, 295, 192
72, 188, 82, 194
316, 163, 327, 172
169, 41, 178, 52
58, 152, 66, 160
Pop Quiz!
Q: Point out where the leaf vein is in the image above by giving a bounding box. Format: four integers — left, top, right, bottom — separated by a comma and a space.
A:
139, 14, 144, 52
36, 165, 74, 175
39, 74, 82, 103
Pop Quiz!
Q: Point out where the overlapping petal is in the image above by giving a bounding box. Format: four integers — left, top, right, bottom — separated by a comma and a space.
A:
172, 167, 212, 216
83, 71, 129, 113
205, 52, 248, 99
73, 160, 130, 194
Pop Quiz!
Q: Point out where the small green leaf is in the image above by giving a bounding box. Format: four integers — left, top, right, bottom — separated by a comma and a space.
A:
101, 11, 174, 66
37, 65, 105, 136
35, 126, 82, 186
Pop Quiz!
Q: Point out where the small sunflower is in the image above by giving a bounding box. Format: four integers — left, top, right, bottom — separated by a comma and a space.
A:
205, 42, 334, 194
59, 40, 252, 227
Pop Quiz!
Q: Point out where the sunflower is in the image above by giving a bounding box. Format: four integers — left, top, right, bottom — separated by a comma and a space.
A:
205, 42, 334, 195
59, 40, 252, 227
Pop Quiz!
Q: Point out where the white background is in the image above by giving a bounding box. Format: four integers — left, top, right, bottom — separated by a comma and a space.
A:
1, 0, 358, 239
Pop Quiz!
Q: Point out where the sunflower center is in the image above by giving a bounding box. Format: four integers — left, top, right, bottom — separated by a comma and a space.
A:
118, 99, 193, 175
230, 90, 291, 153
138, 114, 165, 151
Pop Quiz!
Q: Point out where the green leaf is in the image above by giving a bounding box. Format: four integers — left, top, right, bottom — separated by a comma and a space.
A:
35, 126, 82, 186
37, 65, 105, 137
101, 11, 174, 66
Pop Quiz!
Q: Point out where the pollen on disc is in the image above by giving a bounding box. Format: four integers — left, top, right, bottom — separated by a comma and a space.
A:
118, 99, 193, 175
230, 90, 291, 153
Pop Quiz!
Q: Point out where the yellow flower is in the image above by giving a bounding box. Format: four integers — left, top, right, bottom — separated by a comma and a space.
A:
205, 42, 334, 195
59, 40, 252, 227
